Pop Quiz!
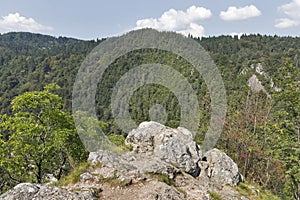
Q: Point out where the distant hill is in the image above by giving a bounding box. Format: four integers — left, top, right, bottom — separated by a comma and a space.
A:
1, 32, 299, 114
0, 32, 101, 113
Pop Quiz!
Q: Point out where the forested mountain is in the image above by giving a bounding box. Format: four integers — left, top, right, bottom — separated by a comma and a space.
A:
0, 32, 101, 113
0, 32, 299, 199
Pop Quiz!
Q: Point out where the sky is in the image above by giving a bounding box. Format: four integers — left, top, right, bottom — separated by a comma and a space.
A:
0, 0, 299, 40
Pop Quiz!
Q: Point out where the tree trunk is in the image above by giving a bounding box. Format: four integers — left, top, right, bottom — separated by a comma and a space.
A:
36, 161, 42, 184
297, 181, 300, 200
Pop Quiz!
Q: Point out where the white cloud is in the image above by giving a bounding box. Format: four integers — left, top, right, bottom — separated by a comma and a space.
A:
275, 0, 300, 28
220, 5, 262, 21
135, 6, 212, 37
275, 18, 299, 28
0, 13, 53, 33
177, 23, 205, 37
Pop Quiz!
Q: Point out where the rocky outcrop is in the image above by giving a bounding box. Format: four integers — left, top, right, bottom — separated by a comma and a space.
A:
247, 74, 271, 98
1, 121, 244, 200
87, 122, 242, 199
126, 122, 202, 177
0, 183, 95, 200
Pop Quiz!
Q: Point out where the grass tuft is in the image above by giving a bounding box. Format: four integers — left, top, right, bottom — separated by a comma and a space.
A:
107, 134, 133, 151
55, 162, 90, 186
236, 182, 281, 200
145, 172, 175, 186
98, 172, 128, 187
209, 191, 223, 200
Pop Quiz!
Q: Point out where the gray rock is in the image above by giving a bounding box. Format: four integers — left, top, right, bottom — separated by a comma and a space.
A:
0, 183, 95, 200
88, 150, 121, 166
44, 174, 58, 184
199, 148, 241, 186
137, 180, 185, 200
153, 127, 201, 177
126, 121, 202, 176
124, 153, 181, 179
241, 196, 249, 200
126, 121, 165, 153
80, 172, 94, 182
247, 74, 271, 98
88, 150, 180, 182
0, 183, 40, 200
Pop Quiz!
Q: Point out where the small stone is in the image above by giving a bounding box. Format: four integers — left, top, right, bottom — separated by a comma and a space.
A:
80, 172, 94, 182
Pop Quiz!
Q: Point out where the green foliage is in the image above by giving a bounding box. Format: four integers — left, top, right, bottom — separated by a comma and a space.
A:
56, 162, 90, 186
237, 182, 254, 196
107, 134, 133, 151
209, 191, 223, 200
257, 191, 281, 200
236, 182, 281, 200
0, 85, 87, 193
95, 48, 209, 133
0, 32, 101, 114
266, 58, 300, 200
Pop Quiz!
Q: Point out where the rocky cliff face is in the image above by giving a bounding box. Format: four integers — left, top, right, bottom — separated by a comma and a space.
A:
1, 121, 246, 200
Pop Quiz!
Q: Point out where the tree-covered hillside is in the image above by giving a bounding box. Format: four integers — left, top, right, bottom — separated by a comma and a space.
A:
0, 32, 101, 113
0, 32, 299, 199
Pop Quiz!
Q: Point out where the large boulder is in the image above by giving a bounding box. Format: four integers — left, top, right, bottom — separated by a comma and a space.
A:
125, 122, 241, 187
199, 148, 242, 186
126, 121, 202, 176
87, 148, 181, 182
125, 121, 165, 153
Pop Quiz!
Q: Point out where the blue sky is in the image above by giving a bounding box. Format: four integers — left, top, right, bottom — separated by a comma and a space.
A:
0, 0, 299, 39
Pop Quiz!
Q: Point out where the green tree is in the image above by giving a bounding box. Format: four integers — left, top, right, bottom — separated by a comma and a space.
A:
0, 84, 87, 193
268, 58, 300, 199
